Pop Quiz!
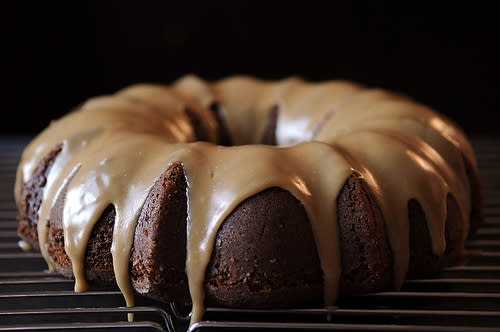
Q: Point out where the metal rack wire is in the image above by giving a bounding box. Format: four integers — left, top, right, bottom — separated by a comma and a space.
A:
0, 135, 499, 331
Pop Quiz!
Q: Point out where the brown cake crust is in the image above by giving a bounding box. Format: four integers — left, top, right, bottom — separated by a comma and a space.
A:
204, 186, 324, 308
337, 173, 393, 295
130, 162, 191, 303
209, 102, 232, 146
407, 195, 465, 278
17, 143, 63, 250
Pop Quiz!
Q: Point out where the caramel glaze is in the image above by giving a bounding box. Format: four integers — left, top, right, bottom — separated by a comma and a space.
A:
15, 75, 479, 324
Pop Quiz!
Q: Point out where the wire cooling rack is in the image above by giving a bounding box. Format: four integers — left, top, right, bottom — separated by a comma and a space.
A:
0, 135, 499, 331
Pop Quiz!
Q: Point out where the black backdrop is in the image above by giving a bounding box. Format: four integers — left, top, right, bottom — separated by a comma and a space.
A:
1, 2, 498, 136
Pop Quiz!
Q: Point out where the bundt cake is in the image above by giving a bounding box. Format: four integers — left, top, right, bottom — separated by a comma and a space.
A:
15, 75, 484, 324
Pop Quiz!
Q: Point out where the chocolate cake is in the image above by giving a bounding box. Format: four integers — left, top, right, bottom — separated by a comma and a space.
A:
15, 75, 484, 324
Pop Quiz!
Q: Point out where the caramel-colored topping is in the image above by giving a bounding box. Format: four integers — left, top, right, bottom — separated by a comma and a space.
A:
15, 75, 475, 325
17, 240, 33, 252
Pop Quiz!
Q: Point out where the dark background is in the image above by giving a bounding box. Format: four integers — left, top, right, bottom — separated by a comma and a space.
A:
1, 2, 498, 136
